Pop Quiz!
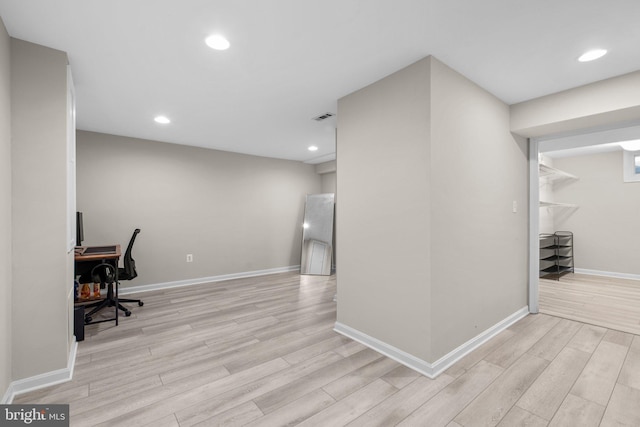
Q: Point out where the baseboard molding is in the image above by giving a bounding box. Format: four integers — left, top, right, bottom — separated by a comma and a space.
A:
119, 265, 300, 296
1, 383, 12, 405
2, 339, 78, 404
334, 306, 529, 379
574, 268, 640, 281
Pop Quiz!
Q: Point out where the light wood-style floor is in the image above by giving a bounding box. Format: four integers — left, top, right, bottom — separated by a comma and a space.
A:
540, 273, 640, 336
14, 272, 640, 426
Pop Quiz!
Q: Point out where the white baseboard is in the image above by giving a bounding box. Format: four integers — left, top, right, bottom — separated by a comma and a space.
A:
334, 306, 529, 379
333, 322, 437, 378
2, 339, 78, 404
574, 268, 640, 281
1, 383, 12, 404
119, 265, 300, 296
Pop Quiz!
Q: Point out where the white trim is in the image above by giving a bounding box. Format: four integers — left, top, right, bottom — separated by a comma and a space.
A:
3, 339, 78, 404
529, 138, 540, 314
574, 268, 640, 282
334, 306, 529, 379
119, 265, 300, 296
334, 322, 435, 377
1, 383, 13, 404
66, 65, 77, 252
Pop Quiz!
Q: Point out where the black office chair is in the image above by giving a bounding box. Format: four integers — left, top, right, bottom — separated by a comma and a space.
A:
117, 228, 144, 314
83, 262, 118, 324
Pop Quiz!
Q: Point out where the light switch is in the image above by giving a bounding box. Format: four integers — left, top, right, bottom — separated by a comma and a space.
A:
512, 201, 518, 213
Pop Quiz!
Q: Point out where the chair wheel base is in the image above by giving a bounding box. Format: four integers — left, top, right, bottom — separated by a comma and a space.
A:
125, 311, 131, 317
84, 316, 92, 324
138, 301, 144, 307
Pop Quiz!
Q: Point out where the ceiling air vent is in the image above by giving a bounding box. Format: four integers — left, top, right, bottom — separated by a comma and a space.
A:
312, 112, 335, 121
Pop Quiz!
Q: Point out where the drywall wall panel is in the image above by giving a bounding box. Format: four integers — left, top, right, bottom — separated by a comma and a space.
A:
553, 150, 640, 275
429, 57, 528, 361
511, 70, 640, 137
11, 39, 71, 380
315, 160, 336, 175
0, 16, 12, 400
316, 160, 337, 195
336, 57, 432, 361
76, 131, 321, 287
321, 172, 336, 195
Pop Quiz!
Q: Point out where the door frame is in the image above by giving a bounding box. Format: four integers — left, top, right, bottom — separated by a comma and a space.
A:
527, 122, 640, 314
528, 138, 540, 314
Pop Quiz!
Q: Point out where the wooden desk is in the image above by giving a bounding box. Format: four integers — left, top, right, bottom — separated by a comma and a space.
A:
75, 244, 121, 262
75, 245, 121, 325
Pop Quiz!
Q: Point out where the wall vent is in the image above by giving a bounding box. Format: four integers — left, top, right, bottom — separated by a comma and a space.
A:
312, 112, 335, 121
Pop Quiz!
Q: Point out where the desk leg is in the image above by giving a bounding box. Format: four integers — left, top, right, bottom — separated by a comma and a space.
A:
115, 259, 119, 326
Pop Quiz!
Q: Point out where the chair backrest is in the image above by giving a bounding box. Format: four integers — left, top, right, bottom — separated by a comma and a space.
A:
122, 228, 141, 280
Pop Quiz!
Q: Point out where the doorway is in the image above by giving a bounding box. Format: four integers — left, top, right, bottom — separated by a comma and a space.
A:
529, 122, 640, 313
528, 123, 640, 318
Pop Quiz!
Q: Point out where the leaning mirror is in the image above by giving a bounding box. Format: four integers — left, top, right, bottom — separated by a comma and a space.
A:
300, 193, 335, 275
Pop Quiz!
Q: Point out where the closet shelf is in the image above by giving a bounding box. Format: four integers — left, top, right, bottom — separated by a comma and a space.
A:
539, 163, 578, 181
539, 200, 578, 208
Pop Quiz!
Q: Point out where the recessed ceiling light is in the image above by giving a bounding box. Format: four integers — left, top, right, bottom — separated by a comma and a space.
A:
308, 146, 319, 152
205, 34, 230, 50
154, 115, 171, 124
578, 49, 607, 62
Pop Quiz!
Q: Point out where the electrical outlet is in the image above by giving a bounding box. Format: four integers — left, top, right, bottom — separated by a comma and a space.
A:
186, 254, 193, 263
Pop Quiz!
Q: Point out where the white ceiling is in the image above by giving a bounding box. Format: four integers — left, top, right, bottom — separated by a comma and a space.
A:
1, 0, 640, 163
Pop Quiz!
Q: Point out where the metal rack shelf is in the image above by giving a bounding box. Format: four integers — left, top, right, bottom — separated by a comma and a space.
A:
539, 231, 574, 280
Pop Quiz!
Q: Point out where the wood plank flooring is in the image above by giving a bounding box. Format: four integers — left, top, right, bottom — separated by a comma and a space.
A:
540, 273, 640, 335
13, 272, 640, 426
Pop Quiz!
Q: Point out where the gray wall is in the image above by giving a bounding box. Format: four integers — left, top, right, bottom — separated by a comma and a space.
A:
429, 58, 528, 359
553, 150, 640, 276
10, 39, 73, 380
76, 131, 322, 288
337, 56, 528, 363
0, 17, 12, 401
315, 160, 337, 196
320, 172, 336, 195
337, 57, 433, 360
511, 70, 640, 137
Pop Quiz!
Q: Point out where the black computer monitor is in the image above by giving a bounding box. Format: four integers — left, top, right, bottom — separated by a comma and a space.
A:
76, 211, 84, 246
